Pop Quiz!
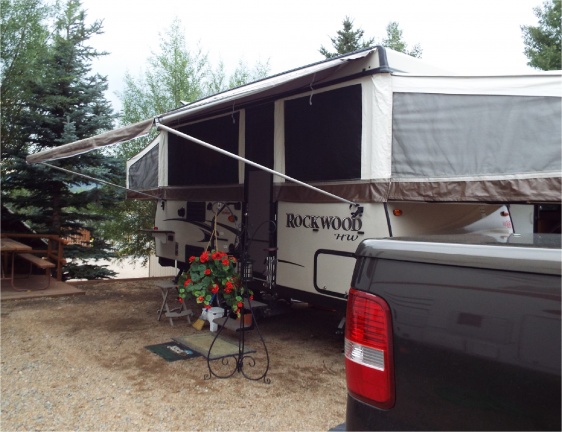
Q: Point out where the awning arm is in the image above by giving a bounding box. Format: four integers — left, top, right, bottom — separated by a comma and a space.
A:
157, 123, 358, 206
39, 162, 159, 200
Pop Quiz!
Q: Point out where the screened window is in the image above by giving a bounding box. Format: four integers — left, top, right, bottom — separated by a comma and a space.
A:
167, 113, 240, 186
245, 103, 274, 169
128, 144, 158, 190
284, 84, 362, 182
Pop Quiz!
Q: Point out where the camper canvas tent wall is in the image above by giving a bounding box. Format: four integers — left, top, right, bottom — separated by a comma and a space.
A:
27, 46, 562, 313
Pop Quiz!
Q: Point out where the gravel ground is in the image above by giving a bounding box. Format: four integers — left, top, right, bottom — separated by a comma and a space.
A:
1, 279, 347, 431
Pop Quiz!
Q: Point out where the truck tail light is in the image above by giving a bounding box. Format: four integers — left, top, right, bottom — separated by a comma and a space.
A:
345, 288, 395, 409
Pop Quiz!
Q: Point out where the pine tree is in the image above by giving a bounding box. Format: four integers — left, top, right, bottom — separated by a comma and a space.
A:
320, 17, 422, 59
382, 22, 422, 58
319, 17, 374, 58
2, 0, 121, 280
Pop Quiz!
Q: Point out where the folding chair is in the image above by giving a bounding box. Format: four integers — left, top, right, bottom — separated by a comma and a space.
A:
155, 270, 193, 326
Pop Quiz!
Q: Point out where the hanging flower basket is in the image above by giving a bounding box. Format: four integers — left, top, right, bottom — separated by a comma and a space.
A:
178, 250, 253, 318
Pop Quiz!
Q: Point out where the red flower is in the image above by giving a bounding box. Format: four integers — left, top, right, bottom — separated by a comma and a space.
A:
197, 296, 204, 302
225, 281, 233, 289
200, 251, 209, 263
211, 284, 219, 294
237, 301, 244, 308
212, 251, 221, 260
222, 259, 230, 266
178, 297, 183, 303
250, 295, 254, 300
205, 304, 211, 310
204, 269, 211, 275
183, 278, 191, 287
189, 256, 196, 263
230, 256, 237, 263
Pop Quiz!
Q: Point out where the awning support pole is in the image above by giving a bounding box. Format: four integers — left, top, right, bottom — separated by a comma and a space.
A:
39, 162, 158, 200
157, 123, 357, 206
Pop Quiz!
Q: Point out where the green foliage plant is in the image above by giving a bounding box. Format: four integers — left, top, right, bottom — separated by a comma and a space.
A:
521, 0, 561, 70
382, 21, 423, 58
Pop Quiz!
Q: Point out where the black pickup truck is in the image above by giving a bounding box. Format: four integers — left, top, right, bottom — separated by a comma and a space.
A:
344, 233, 561, 431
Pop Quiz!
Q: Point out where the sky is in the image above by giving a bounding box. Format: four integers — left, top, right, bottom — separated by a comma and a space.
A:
80, 0, 544, 113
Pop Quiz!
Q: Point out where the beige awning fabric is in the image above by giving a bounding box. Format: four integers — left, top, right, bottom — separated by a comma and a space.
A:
158, 49, 375, 125
26, 118, 154, 164
25, 49, 376, 165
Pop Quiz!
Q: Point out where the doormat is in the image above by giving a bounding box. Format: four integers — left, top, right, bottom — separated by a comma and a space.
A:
173, 333, 255, 360
145, 341, 202, 362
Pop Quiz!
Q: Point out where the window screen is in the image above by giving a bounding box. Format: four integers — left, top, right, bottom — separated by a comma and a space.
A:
246, 103, 274, 169
392, 93, 562, 178
284, 85, 362, 182
167, 113, 240, 186
128, 144, 158, 190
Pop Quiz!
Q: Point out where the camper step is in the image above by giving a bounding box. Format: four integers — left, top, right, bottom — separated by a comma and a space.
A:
243, 298, 267, 310
214, 299, 267, 331
213, 316, 253, 332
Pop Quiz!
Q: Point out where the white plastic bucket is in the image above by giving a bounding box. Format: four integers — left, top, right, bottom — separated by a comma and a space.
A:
207, 307, 225, 332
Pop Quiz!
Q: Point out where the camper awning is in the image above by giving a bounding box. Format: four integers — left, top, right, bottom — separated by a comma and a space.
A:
158, 49, 378, 124
26, 49, 377, 165
26, 119, 154, 164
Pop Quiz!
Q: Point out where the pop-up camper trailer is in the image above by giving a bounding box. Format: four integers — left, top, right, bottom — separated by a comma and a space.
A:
27, 46, 562, 312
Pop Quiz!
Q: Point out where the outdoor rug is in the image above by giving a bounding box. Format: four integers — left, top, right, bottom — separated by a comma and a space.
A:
173, 333, 255, 360
145, 341, 202, 362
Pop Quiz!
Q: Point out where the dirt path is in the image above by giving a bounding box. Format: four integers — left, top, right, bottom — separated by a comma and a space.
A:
1, 280, 347, 431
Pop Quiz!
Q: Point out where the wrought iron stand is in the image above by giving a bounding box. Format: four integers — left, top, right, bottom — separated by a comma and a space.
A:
204, 295, 271, 383
204, 209, 271, 383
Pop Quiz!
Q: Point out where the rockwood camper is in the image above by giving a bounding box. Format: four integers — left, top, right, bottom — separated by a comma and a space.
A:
27, 47, 562, 312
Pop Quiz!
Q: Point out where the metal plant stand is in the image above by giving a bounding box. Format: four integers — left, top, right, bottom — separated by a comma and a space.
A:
203, 209, 271, 382
204, 296, 271, 383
